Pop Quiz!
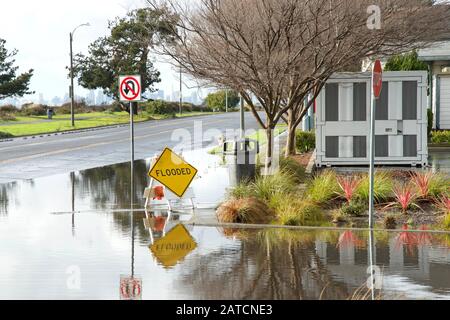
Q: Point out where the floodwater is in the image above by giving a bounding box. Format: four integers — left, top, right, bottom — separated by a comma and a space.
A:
0, 150, 450, 300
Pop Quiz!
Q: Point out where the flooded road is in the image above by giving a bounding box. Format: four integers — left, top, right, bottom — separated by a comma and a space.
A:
1, 150, 450, 300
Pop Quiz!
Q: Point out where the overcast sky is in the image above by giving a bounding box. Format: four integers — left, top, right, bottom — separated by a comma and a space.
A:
0, 0, 203, 104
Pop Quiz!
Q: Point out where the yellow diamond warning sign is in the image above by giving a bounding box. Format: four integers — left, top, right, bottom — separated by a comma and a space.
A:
150, 224, 197, 268
148, 148, 198, 198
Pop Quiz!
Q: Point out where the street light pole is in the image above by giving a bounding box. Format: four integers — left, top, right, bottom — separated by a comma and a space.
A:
240, 94, 245, 139
69, 32, 75, 127
225, 89, 228, 113
179, 65, 182, 115
69, 23, 90, 127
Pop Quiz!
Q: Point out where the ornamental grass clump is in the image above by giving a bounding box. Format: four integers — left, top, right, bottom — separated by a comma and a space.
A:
229, 167, 297, 203
306, 170, 339, 205
443, 214, 450, 231
279, 157, 306, 184
216, 197, 275, 224
277, 199, 325, 227
428, 173, 450, 198
355, 171, 394, 203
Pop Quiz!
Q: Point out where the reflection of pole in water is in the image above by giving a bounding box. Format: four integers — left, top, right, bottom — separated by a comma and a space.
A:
368, 229, 376, 300
71, 172, 75, 237
130, 101, 135, 278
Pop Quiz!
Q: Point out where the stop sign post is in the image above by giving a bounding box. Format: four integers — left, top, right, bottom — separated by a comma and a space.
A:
369, 60, 383, 229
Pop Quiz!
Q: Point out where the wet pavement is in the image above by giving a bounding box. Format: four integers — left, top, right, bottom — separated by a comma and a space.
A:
1, 149, 450, 300
0, 112, 262, 184
429, 150, 450, 174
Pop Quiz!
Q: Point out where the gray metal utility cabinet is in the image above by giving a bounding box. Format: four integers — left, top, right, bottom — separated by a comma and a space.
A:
315, 71, 428, 167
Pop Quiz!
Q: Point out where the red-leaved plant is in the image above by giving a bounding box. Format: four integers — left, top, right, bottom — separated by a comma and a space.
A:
386, 184, 420, 215
436, 196, 450, 215
337, 176, 361, 204
411, 171, 433, 200
337, 230, 365, 249
395, 225, 419, 256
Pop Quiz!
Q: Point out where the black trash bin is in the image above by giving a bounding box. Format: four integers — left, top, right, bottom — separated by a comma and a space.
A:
223, 138, 259, 185
47, 108, 54, 120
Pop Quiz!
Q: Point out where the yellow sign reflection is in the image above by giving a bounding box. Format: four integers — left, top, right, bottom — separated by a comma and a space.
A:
150, 224, 197, 268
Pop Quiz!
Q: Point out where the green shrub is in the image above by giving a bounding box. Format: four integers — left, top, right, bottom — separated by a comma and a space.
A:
21, 104, 47, 116
296, 130, 316, 154
431, 131, 450, 144
145, 100, 177, 114
108, 102, 124, 113
0, 112, 16, 121
331, 210, 347, 223
340, 201, 367, 216
306, 170, 339, 204
278, 199, 325, 226
0, 105, 19, 113
57, 102, 89, 114
0, 131, 14, 139
355, 171, 393, 203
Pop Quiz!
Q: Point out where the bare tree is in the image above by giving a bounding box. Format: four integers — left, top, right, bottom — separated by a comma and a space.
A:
149, 0, 450, 166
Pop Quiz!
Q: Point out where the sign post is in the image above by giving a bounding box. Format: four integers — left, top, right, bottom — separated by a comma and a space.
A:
119, 75, 142, 208
369, 61, 383, 229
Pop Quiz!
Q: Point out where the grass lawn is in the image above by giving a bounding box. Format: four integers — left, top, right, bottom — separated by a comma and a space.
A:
0, 116, 43, 124
0, 111, 217, 137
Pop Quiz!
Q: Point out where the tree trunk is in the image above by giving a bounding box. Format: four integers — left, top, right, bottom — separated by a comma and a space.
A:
265, 127, 274, 174
285, 109, 298, 157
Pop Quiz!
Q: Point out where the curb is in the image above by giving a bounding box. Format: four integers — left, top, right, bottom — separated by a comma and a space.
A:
184, 221, 450, 235
429, 144, 450, 152
305, 150, 317, 175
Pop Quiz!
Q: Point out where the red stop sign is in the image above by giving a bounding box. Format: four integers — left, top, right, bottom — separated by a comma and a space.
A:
372, 60, 383, 99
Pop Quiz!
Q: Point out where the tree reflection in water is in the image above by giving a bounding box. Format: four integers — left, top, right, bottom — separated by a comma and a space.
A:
76, 160, 149, 210
174, 228, 351, 300
75, 160, 150, 243
0, 181, 20, 215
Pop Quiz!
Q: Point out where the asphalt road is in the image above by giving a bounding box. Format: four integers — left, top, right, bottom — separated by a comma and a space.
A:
0, 112, 264, 184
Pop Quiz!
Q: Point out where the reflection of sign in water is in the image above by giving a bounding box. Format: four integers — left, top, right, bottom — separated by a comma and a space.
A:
150, 224, 197, 268
148, 148, 198, 198
120, 276, 142, 300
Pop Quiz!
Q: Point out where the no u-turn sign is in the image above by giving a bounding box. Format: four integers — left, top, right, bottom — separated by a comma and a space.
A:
119, 75, 141, 102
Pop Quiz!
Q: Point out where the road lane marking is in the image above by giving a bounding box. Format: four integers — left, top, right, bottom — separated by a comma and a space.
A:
0, 118, 232, 165
0, 115, 235, 152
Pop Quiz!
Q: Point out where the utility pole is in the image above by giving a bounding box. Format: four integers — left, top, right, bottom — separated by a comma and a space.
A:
369, 60, 383, 229
240, 94, 245, 139
225, 89, 228, 113
179, 65, 183, 115
69, 23, 90, 127
69, 32, 74, 127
